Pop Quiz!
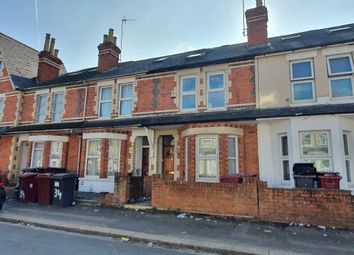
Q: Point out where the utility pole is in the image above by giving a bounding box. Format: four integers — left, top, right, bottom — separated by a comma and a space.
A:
120, 16, 136, 62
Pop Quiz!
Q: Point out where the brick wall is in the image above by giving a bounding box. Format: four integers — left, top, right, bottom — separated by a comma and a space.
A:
258, 182, 354, 229
152, 176, 258, 217
0, 67, 15, 94
0, 137, 13, 171
20, 94, 35, 123
229, 66, 255, 105
2, 95, 18, 123
62, 88, 85, 120
152, 178, 354, 230
135, 76, 177, 113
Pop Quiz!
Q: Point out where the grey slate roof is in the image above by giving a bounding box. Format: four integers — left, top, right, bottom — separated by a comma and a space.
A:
24, 22, 354, 90
0, 32, 66, 88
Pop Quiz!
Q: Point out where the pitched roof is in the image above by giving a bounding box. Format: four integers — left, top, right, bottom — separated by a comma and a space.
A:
0, 32, 66, 88
11, 23, 354, 90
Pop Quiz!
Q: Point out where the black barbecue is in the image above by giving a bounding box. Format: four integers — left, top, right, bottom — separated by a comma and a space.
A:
293, 163, 319, 188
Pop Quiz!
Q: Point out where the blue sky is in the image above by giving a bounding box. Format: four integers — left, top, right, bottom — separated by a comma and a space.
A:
1, 0, 354, 72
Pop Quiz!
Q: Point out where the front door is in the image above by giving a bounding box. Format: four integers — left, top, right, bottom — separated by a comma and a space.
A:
162, 136, 174, 181
142, 146, 151, 197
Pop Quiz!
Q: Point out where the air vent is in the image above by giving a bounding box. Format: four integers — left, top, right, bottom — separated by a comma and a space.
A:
327, 26, 351, 33
281, 34, 301, 41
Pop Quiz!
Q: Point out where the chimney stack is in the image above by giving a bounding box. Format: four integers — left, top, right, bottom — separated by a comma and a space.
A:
245, 0, 268, 47
37, 33, 63, 83
97, 28, 121, 72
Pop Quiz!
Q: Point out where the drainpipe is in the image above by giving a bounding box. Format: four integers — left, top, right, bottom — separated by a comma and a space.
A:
82, 82, 88, 121
76, 133, 82, 177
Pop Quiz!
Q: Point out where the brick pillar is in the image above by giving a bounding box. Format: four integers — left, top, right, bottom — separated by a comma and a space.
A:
43, 141, 51, 168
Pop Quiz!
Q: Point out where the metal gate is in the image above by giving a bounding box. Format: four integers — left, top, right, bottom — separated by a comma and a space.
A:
129, 169, 144, 202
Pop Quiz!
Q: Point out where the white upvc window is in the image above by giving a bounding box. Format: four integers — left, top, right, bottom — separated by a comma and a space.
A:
290, 59, 315, 102
36, 95, 47, 123
108, 139, 120, 177
85, 140, 102, 177
119, 83, 133, 116
280, 134, 290, 182
180, 75, 197, 111
31, 142, 44, 168
0, 99, 4, 120
52, 92, 64, 122
343, 132, 353, 183
49, 142, 63, 168
228, 136, 238, 175
99, 86, 112, 118
300, 131, 332, 172
327, 55, 353, 76
196, 135, 219, 182
207, 72, 225, 109
327, 55, 354, 99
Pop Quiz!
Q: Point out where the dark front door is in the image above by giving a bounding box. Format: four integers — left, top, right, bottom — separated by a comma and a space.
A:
162, 136, 174, 181
142, 147, 151, 197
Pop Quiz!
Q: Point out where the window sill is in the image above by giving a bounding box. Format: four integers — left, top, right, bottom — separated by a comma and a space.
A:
196, 178, 219, 183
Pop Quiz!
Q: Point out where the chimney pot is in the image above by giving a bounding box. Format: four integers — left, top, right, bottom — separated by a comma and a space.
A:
37, 34, 63, 83
113, 36, 117, 45
43, 33, 51, 51
103, 34, 108, 43
49, 38, 56, 55
256, 0, 263, 7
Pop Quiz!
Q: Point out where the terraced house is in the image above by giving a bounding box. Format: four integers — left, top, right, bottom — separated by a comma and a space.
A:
0, 2, 353, 228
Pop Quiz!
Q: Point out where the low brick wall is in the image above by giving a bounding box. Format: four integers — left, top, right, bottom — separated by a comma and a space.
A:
100, 174, 130, 208
152, 177, 354, 229
152, 176, 258, 218
258, 182, 354, 229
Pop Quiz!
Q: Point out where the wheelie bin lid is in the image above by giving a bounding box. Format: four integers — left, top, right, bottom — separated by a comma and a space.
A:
51, 173, 77, 180
35, 173, 54, 179
19, 172, 38, 178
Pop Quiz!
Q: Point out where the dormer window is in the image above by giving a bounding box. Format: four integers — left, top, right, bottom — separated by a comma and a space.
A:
290, 59, 315, 102
327, 55, 354, 99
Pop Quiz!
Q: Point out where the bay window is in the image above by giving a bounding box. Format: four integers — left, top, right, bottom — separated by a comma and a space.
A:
85, 140, 102, 177
196, 135, 219, 182
290, 60, 315, 102
180, 76, 197, 111
49, 142, 63, 167
207, 73, 225, 109
280, 135, 290, 182
300, 131, 331, 172
228, 136, 238, 175
31, 142, 44, 168
99, 87, 112, 118
343, 133, 353, 183
108, 140, 120, 177
119, 83, 133, 116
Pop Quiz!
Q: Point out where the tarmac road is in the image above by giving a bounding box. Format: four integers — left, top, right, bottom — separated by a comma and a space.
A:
0, 222, 216, 255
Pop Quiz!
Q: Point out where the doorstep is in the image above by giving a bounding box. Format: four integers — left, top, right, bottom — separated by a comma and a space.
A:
124, 203, 152, 210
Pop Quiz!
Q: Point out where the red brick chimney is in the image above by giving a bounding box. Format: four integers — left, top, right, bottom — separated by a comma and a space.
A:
97, 28, 121, 72
37, 33, 63, 82
245, 0, 268, 47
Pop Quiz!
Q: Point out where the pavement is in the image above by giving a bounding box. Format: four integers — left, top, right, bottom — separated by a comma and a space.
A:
0, 199, 354, 255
